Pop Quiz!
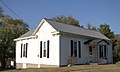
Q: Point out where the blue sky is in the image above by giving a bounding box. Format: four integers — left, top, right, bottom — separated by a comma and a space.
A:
0, 0, 120, 34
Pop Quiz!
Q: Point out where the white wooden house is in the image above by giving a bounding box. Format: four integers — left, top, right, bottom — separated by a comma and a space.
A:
14, 18, 112, 69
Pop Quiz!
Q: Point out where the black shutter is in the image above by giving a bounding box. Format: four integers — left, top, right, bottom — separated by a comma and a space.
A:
99, 45, 101, 58
40, 41, 42, 58
47, 40, 49, 58
78, 41, 81, 58
21, 44, 23, 58
71, 40, 73, 57
104, 45, 107, 57
26, 43, 28, 58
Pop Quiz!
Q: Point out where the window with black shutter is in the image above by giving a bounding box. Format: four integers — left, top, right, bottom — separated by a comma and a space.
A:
21, 44, 23, 58
40, 41, 42, 58
26, 43, 28, 58
47, 40, 49, 58
104, 45, 107, 57
78, 41, 81, 58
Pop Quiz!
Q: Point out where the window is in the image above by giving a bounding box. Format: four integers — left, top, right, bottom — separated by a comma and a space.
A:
23, 44, 26, 57
71, 40, 81, 58
99, 45, 107, 58
74, 42, 77, 57
43, 42, 47, 57
40, 40, 50, 58
21, 43, 28, 58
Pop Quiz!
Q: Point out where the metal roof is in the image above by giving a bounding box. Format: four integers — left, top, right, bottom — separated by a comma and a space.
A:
17, 18, 110, 40
46, 19, 110, 40
19, 29, 35, 38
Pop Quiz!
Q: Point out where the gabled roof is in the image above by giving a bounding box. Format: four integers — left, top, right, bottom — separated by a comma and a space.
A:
45, 19, 110, 40
16, 18, 110, 40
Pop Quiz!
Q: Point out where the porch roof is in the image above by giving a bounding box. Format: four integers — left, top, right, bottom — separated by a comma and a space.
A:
84, 39, 110, 45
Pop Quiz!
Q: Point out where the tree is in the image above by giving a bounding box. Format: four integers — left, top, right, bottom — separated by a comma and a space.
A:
87, 23, 97, 31
98, 23, 114, 39
0, 7, 29, 68
98, 23, 120, 62
0, 7, 3, 17
113, 38, 120, 62
50, 15, 82, 27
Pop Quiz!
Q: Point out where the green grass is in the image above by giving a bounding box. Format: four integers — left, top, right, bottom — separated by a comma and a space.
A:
2, 64, 120, 72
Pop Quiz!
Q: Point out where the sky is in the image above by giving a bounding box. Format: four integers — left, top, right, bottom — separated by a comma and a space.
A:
0, 0, 120, 34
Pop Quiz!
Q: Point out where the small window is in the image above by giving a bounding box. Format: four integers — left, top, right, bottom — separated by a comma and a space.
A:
21, 43, 28, 58
71, 40, 81, 58
73, 41, 77, 57
40, 40, 50, 58
43, 42, 47, 57
23, 44, 26, 57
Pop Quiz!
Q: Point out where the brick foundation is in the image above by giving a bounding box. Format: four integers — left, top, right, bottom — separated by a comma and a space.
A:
26, 63, 38, 68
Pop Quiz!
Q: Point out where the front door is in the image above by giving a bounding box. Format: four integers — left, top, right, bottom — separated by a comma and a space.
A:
89, 46, 96, 63
89, 46, 93, 56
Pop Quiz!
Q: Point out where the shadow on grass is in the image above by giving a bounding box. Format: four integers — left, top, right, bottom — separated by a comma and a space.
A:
0, 67, 15, 71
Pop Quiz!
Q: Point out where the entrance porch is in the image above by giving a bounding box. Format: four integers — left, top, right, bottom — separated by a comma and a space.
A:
84, 39, 110, 64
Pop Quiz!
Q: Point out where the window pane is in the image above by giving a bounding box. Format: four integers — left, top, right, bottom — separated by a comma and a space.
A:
43, 50, 46, 57
43, 41, 46, 57
23, 44, 26, 57
74, 42, 77, 57
44, 42, 46, 49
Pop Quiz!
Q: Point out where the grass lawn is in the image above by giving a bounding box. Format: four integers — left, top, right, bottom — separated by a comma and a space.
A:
1, 64, 120, 72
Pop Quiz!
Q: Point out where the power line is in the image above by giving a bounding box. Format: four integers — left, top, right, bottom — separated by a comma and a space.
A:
0, 0, 22, 19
